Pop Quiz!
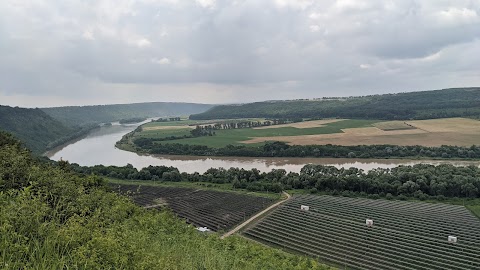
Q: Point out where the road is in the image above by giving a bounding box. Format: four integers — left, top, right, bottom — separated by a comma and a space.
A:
220, 191, 291, 239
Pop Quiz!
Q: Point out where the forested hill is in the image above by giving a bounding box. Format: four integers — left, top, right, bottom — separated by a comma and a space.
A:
42, 102, 214, 126
190, 88, 480, 120
0, 105, 74, 153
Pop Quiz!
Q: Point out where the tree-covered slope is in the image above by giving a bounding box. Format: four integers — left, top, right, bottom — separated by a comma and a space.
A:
42, 102, 214, 126
0, 105, 74, 153
0, 131, 330, 270
190, 88, 480, 120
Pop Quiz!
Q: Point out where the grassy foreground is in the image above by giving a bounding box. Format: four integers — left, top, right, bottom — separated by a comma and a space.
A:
0, 132, 330, 270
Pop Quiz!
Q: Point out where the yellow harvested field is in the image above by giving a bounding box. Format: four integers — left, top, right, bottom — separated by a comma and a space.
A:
374, 121, 416, 131
253, 119, 344, 129
144, 126, 194, 131
242, 118, 480, 147
405, 118, 480, 133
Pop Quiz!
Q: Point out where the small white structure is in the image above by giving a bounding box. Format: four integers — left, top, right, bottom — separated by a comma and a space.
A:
196, 227, 211, 233
366, 219, 374, 227
300, 205, 310, 211
448, 236, 458, 244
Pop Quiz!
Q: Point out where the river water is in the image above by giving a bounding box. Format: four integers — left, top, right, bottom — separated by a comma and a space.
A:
46, 122, 480, 173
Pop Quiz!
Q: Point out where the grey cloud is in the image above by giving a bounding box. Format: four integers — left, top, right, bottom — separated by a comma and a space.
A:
0, 0, 479, 107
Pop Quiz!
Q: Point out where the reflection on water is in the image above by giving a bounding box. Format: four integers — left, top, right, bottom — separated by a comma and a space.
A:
47, 123, 480, 173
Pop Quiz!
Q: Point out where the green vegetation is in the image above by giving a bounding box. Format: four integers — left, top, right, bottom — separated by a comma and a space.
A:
108, 178, 283, 200
0, 105, 97, 154
467, 204, 480, 219
120, 135, 480, 160
120, 118, 480, 160
190, 87, 480, 120
118, 117, 147, 124
0, 102, 213, 154
0, 131, 330, 269
244, 195, 480, 269
123, 119, 378, 148
42, 102, 214, 126
70, 162, 480, 199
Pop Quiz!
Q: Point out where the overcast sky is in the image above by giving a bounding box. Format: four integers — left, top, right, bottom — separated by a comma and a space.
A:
1, 0, 479, 107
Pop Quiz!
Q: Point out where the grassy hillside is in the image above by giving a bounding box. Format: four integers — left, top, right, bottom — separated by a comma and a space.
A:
0, 131, 330, 269
190, 88, 480, 120
43, 102, 214, 126
0, 105, 74, 153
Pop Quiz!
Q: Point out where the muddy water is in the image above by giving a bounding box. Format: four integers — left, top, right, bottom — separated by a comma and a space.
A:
46, 123, 480, 173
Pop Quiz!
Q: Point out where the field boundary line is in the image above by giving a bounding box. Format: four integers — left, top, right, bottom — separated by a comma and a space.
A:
220, 191, 291, 239
144, 204, 166, 209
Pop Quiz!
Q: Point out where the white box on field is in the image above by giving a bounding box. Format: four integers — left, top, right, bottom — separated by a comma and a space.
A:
366, 219, 374, 227
300, 205, 310, 211
196, 227, 211, 233
448, 236, 458, 244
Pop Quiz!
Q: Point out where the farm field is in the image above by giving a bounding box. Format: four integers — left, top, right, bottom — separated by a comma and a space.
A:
111, 183, 275, 232
244, 195, 480, 270
128, 119, 380, 148
242, 117, 480, 147
125, 117, 480, 149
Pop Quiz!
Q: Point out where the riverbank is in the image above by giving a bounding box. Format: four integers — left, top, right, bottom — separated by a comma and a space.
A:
48, 122, 480, 173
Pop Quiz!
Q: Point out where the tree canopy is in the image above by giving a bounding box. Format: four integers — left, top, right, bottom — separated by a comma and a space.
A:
190, 88, 480, 120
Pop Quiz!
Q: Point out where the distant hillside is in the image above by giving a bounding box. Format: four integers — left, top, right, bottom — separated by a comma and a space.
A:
42, 102, 214, 126
190, 88, 480, 120
0, 105, 74, 153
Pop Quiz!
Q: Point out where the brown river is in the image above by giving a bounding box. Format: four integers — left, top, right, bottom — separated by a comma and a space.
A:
46, 122, 480, 173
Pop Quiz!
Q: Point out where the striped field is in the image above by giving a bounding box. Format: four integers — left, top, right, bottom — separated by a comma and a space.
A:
244, 195, 480, 270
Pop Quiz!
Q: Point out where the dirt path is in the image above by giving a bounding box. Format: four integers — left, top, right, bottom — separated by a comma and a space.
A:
220, 191, 291, 239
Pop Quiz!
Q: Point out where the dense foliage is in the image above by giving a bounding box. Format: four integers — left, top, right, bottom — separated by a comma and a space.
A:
42, 102, 214, 126
128, 139, 480, 160
118, 117, 147, 124
0, 105, 79, 153
0, 131, 329, 269
190, 88, 480, 120
71, 161, 480, 199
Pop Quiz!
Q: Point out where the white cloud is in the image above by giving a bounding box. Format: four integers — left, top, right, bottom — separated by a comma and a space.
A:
274, 0, 313, 10
254, 46, 269, 55
309, 12, 321, 19
309, 25, 321, 32
435, 8, 478, 25
151, 57, 171, 65
195, 0, 215, 9
82, 31, 95, 41
359, 64, 371, 69
419, 51, 441, 62
334, 0, 369, 11
136, 38, 152, 48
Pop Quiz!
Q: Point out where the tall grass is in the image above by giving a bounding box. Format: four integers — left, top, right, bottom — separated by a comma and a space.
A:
0, 136, 330, 270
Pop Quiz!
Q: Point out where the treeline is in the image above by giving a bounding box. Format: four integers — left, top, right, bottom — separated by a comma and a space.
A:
69, 162, 480, 199
191, 118, 304, 130
0, 105, 74, 153
132, 125, 215, 146
153, 117, 181, 122
118, 117, 147, 124
42, 102, 214, 126
190, 88, 480, 120
128, 140, 480, 160
0, 131, 328, 269
45, 124, 100, 150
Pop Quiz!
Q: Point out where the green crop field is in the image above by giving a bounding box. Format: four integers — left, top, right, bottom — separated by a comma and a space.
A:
244, 195, 480, 270
131, 119, 379, 148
